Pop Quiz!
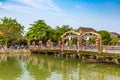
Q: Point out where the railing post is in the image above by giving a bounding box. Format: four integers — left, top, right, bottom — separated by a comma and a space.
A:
99, 34, 102, 53
61, 37, 64, 51
77, 35, 80, 51
32, 41, 35, 49
38, 41, 42, 50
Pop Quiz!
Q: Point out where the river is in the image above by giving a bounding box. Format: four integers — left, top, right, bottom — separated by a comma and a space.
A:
0, 53, 120, 80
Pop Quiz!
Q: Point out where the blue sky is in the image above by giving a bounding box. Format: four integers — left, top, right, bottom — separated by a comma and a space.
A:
0, 0, 120, 33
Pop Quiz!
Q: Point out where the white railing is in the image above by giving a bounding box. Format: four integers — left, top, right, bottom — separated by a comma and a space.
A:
29, 45, 98, 52
103, 46, 120, 53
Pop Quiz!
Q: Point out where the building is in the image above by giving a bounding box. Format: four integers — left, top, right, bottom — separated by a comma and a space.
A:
110, 32, 120, 46
110, 32, 120, 38
78, 27, 97, 35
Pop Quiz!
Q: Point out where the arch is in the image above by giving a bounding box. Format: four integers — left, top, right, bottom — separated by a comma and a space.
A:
60, 31, 102, 53
61, 30, 80, 50
80, 31, 102, 53
81, 32, 100, 38
61, 30, 80, 39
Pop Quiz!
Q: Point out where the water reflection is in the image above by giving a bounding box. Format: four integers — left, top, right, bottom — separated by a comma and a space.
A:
25, 54, 120, 80
0, 53, 120, 80
0, 54, 23, 80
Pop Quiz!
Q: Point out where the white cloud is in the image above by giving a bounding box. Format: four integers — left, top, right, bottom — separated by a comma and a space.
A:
44, 0, 61, 12
76, 5, 81, 8
17, 0, 61, 12
0, 1, 3, 8
1, 0, 64, 15
2, 3, 32, 13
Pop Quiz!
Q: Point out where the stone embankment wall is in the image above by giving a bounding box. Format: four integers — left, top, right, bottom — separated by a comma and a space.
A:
0, 48, 31, 54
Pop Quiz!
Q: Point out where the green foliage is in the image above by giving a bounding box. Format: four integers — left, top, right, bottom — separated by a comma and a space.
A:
25, 22, 73, 43
0, 17, 24, 45
110, 38, 120, 45
51, 25, 73, 42
25, 20, 52, 42
97, 30, 110, 45
72, 38, 77, 44
89, 38, 96, 44
0, 35, 7, 45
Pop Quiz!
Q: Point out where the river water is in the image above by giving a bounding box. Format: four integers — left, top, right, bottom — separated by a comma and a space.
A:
0, 53, 120, 80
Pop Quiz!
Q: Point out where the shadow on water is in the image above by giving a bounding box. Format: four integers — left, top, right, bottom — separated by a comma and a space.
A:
0, 53, 120, 80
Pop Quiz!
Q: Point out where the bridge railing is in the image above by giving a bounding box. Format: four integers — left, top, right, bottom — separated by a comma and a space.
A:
103, 46, 120, 53
7, 45, 120, 53
29, 45, 99, 52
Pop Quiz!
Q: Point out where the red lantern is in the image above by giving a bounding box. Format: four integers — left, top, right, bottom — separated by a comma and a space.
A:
96, 38, 99, 46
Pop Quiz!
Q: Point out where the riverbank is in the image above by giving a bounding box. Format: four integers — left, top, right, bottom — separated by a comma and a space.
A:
0, 48, 31, 54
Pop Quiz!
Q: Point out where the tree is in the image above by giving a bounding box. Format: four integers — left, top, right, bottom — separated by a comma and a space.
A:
110, 38, 120, 45
0, 31, 7, 45
0, 35, 7, 45
0, 17, 24, 46
51, 25, 73, 42
25, 20, 52, 43
89, 38, 96, 44
97, 30, 110, 45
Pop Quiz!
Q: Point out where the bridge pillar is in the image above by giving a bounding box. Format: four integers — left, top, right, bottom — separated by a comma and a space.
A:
78, 54, 81, 59
70, 54, 76, 58
54, 53, 57, 58
45, 52, 47, 56
81, 56, 85, 62
66, 54, 68, 59
57, 54, 60, 57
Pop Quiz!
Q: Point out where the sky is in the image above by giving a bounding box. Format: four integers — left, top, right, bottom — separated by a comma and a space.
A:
0, 0, 120, 34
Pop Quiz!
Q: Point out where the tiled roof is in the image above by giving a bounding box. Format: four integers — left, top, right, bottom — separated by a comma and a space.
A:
78, 27, 97, 32
110, 32, 120, 36
110, 32, 119, 35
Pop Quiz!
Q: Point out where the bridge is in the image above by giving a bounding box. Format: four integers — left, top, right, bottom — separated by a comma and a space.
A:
29, 30, 120, 62
30, 45, 120, 62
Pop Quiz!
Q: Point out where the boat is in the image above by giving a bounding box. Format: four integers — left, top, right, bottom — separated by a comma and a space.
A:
104, 59, 118, 65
